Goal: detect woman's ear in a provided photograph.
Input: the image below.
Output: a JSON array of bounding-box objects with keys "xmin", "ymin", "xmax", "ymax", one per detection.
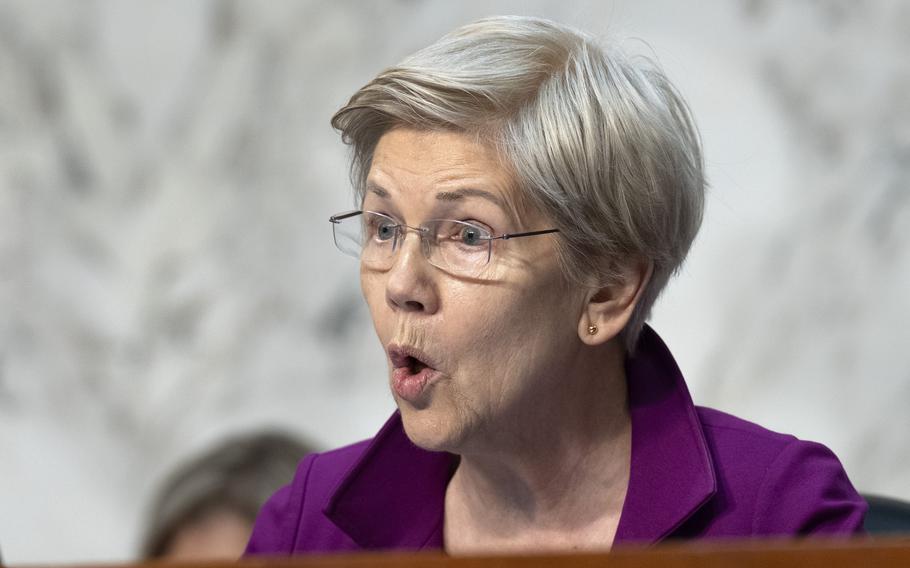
[{"xmin": 577, "ymin": 260, "xmax": 653, "ymax": 346}]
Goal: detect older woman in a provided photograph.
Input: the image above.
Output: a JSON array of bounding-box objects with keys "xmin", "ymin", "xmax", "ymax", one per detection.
[{"xmin": 246, "ymin": 16, "xmax": 865, "ymax": 555}]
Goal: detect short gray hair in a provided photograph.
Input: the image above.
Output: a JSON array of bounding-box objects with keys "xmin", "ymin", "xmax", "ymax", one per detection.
[{"xmin": 332, "ymin": 15, "xmax": 705, "ymax": 351}]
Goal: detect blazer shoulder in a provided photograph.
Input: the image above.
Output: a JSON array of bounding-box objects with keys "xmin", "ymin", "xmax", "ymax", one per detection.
[
  {"xmin": 697, "ymin": 406, "xmax": 796, "ymax": 448},
  {"xmin": 751, "ymin": 434, "xmax": 867, "ymax": 535},
  {"xmin": 693, "ymin": 406, "xmax": 866, "ymax": 537},
  {"xmin": 245, "ymin": 439, "xmax": 372, "ymax": 555}
]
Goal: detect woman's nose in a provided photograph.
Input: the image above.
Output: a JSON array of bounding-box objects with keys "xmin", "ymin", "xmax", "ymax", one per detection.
[{"xmin": 384, "ymin": 231, "xmax": 439, "ymax": 314}]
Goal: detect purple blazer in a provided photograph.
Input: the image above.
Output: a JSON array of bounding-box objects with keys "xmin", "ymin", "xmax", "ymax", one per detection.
[{"xmin": 246, "ymin": 327, "xmax": 866, "ymax": 554}]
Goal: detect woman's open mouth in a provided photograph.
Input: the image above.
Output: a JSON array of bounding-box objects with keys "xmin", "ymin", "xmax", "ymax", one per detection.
[{"xmin": 388, "ymin": 346, "xmax": 442, "ymax": 403}]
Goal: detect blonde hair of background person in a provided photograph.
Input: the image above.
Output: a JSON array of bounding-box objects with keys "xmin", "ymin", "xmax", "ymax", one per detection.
[
  {"xmin": 142, "ymin": 431, "xmax": 313, "ymax": 560},
  {"xmin": 245, "ymin": 15, "xmax": 865, "ymax": 556}
]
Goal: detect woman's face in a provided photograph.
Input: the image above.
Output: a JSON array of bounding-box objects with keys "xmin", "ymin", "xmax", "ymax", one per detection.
[{"xmin": 361, "ymin": 128, "xmax": 589, "ymax": 453}]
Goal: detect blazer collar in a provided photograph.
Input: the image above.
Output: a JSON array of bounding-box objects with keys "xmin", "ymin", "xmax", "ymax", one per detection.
[
  {"xmin": 323, "ymin": 412, "xmax": 453, "ymax": 550},
  {"xmin": 613, "ymin": 325, "xmax": 717, "ymax": 543},
  {"xmin": 324, "ymin": 325, "xmax": 715, "ymax": 549}
]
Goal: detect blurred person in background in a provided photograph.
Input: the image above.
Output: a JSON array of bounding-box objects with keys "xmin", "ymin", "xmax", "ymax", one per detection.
[
  {"xmin": 247, "ymin": 15, "xmax": 865, "ymax": 555},
  {"xmin": 141, "ymin": 431, "xmax": 314, "ymax": 560}
]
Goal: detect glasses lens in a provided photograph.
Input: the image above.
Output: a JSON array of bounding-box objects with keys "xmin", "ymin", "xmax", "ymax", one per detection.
[
  {"xmin": 332, "ymin": 213, "xmax": 496, "ymax": 276},
  {"xmin": 332, "ymin": 214, "xmax": 366, "ymax": 259},
  {"xmin": 332, "ymin": 211, "xmax": 400, "ymax": 269},
  {"xmin": 427, "ymin": 220, "xmax": 492, "ymax": 276}
]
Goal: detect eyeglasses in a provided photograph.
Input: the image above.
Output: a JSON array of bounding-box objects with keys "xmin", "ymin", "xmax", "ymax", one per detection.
[{"xmin": 329, "ymin": 210, "xmax": 560, "ymax": 277}]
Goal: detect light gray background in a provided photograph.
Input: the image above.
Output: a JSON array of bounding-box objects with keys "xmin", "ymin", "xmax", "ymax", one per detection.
[{"xmin": 1, "ymin": 0, "xmax": 908, "ymax": 563}]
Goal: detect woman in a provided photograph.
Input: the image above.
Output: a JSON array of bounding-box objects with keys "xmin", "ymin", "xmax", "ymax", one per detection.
[
  {"xmin": 142, "ymin": 431, "xmax": 313, "ymax": 560},
  {"xmin": 246, "ymin": 16, "xmax": 865, "ymax": 555}
]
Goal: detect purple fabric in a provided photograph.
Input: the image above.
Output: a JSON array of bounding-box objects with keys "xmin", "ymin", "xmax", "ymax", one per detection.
[{"xmin": 245, "ymin": 326, "xmax": 866, "ymax": 555}]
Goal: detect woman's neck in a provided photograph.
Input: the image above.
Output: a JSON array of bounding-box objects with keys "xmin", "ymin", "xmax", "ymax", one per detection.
[{"xmin": 443, "ymin": 341, "xmax": 632, "ymax": 554}]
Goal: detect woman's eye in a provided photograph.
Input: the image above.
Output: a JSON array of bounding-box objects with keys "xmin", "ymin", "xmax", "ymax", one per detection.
[
  {"xmin": 376, "ymin": 221, "xmax": 397, "ymax": 241},
  {"xmin": 459, "ymin": 224, "xmax": 487, "ymax": 246}
]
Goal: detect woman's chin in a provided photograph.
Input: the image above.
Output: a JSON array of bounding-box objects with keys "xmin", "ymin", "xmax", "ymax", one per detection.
[{"xmin": 397, "ymin": 406, "xmax": 467, "ymax": 453}]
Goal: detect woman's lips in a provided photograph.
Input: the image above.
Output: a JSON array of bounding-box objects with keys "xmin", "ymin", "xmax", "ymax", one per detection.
[
  {"xmin": 387, "ymin": 344, "xmax": 442, "ymax": 403},
  {"xmin": 391, "ymin": 365, "xmax": 441, "ymax": 402}
]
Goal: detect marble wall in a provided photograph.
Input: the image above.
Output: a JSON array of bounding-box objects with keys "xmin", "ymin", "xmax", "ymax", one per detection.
[{"xmin": 0, "ymin": 0, "xmax": 907, "ymax": 562}]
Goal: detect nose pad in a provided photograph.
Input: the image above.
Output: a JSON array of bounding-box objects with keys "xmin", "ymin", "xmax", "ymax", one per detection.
[
  {"xmin": 384, "ymin": 226, "xmax": 439, "ymax": 314},
  {"xmin": 392, "ymin": 225, "xmax": 432, "ymax": 263},
  {"xmin": 420, "ymin": 230, "xmax": 432, "ymax": 261},
  {"xmin": 391, "ymin": 225, "xmax": 404, "ymax": 254}
]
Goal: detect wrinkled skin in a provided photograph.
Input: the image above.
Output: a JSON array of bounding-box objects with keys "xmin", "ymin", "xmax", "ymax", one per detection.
[{"xmin": 361, "ymin": 128, "xmax": 594, "ymax": 455}]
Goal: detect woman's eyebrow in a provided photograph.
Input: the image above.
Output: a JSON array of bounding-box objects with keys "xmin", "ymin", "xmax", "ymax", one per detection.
[
  {"xmin": 436, "ymin": 188, "xmax": 505, "ymax": 209},
  {"xmin": 365, "ymin": 181, "xmax": 390, "ymax": 198}
]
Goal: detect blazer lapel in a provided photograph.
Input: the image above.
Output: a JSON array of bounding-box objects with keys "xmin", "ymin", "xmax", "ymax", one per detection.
[
  {"xmin": 324, "ymin": 412, "xmax": 453, "ymax": 550},
  {"xmin": 614, "ymin": 325, "xmax": 717, "ymax": 544}
]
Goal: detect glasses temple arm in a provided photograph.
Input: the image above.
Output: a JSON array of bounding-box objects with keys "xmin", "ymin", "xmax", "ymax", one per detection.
[
  {"xmin": 496, "ymin": 228, "xmax": 561, "ymax": 240},
  {"xmin": 329, "ymin": 210, "xmax": 363, "ymax": 223}
]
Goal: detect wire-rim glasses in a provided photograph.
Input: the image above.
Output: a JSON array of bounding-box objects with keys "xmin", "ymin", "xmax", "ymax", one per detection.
[{"xmin": 329, "ymin": 210, "xmax": 559, "ymax": 277}]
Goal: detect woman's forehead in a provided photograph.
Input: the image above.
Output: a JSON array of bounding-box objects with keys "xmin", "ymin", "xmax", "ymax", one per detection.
[
  {"xmin": 365, "ymin": 180, "xmax": 506, "ymax": 210},
  {"xmin": 370, "ymin": 130, "xmax": 509, "ymax": 184},
  {"xmin": 366, "ymin": 128, "xmax": 542, "ymax": 225}
]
